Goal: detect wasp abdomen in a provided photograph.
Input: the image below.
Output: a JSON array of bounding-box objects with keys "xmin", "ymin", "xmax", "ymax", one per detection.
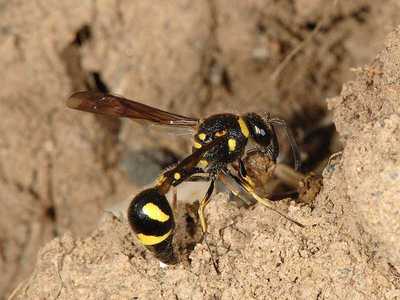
[{"xmin": 127, "ymin": 188, "xmax": 177, "ymax": 264}]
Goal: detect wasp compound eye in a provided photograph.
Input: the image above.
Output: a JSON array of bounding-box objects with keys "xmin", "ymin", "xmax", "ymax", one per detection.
[
  {"xmin": 127, "ymin": 188, "xmax": 177, "ymax": 264},
  {"xmin": 244, "ymin": 113, "xmax": 273, "ymax": 147}
]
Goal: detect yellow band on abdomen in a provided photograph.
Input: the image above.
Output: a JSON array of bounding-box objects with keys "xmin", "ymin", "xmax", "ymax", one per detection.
[
  {"xmin": 137, "ymin": 230, "xmax": 172, "ymax": 246},
  {"xmin": 142, "ymin": 202, "xmax": 170, "ymax": 222}
]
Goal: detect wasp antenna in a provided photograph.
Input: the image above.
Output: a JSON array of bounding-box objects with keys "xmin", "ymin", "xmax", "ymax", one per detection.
[{"xmin": 270, "ymin": 118, "xmax": 301, "ymax": 171}]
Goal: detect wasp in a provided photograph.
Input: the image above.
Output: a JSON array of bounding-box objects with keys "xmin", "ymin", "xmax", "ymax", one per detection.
[{"xmin": 67, "ymin": 91, "xmax": 304, "ymax": 265}]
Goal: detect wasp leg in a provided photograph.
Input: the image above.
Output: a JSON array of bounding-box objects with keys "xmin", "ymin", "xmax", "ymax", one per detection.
[
  {"xmin": 238, "ymin": 159, "xmax": 256, "ymax": 189},
  {"xmin": 238, "ymin": 152, "xmax": 299, "ymax": 201},
  {"xmin": 185, "ymin": 174, "xmax": 211, "ymax": 182},
  {"xmin": 198, "ymin": 180, "xmax": 215, "ymax": 234},
  {"xmin": 220, "ymin": 170, "xmax": 305, "ymax": 228},
  {"xmin": 238, "ymin": 156, "xmax": 300, "ymax": 202},
  {"xmin": 172, "ymin": 186, "xmax": 178, "ymax": 210},
  {"xmin": 238, "ymin": 152, "xmax": 300, "ymax": 203},
  {"xmin": 197, "ymin": 179, "xmax": 220, "ymax": 274}
]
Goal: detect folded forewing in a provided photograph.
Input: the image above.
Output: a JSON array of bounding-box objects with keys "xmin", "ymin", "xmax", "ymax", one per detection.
[{"xmin": 67, "ymin": 91, "xmax": 200, "ymax": 129}]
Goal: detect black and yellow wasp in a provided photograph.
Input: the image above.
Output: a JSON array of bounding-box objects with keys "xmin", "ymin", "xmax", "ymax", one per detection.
[{"xmin": 67, "ymin": 91, "xmax": 303, "ymax": 265}]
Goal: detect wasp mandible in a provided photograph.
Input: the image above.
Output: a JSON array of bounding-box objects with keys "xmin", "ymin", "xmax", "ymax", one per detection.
[{"xmin": 67, "ymin": 91, "xmax": 303, "ymax": 264}]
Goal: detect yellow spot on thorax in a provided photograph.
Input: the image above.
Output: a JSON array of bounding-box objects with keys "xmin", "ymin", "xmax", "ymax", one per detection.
[
  {"xmin": 137, "ymin": 230, "xmax": 172, "ymax": 246},
  {"xmin": 174, "ymin": 172, "xmax": 181, "ymax": 180},
  {"xmin": 142, "ymin": 203, "xmax": 170, "ymax": 222},
  {"xmin": 228, "ymin": 138, "xmax": 236, "ymax": 152},
  {"xmin": 198, "ymin": 133, "xmax": 206, "ymax": 141},
  {"xmin": 197, "ymin": 159, "xmax": 208, "ymax": 168},
  {"xmin": 238, "ymin": 117, "xmax": 250, "ymax": 138},
  {"xmin": 193, "ymin": 141, "xmax": 202, "ymax": 149}
]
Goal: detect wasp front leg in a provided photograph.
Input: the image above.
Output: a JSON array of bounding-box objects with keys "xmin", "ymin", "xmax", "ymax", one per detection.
[
  {"xmin": 238, "ymin": 158, "xmax": 256, "ymax": 190},
  {"xmin": 220, "ymin": 170, "xmax": 305, "ymax": 228},
  {"xmin": 127, "ymin": 187, "xmax": 177, "ymax": 264}
]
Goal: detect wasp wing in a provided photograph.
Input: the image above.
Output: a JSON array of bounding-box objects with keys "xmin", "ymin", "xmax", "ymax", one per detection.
[
  {"xmin": 67, "ymin": 91, "xmax": 200, "ymax": 129},
  {"xmin": 174, "ymin": 136, "xmax": 223, "ymax": 171}
]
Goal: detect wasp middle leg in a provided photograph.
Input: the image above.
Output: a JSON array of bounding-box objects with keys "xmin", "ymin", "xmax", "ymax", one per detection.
[
  {"xmin": 197, "ymin": 180, "xmax": 216, "ymax": 234},
  {"xmin": 220, "ymin": 170, "xmax": 305, "ymax": 228}
]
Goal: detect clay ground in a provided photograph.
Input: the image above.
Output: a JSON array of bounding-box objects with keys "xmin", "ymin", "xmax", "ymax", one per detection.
[{"xmin": 1, "ymin": 1, "xmax": 400, "ymax": 299}]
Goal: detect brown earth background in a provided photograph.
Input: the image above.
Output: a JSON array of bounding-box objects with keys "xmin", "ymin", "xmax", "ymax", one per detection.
[{"xmin": 1, "ymin": 1, "xmax": 400, "ymax": 299}]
